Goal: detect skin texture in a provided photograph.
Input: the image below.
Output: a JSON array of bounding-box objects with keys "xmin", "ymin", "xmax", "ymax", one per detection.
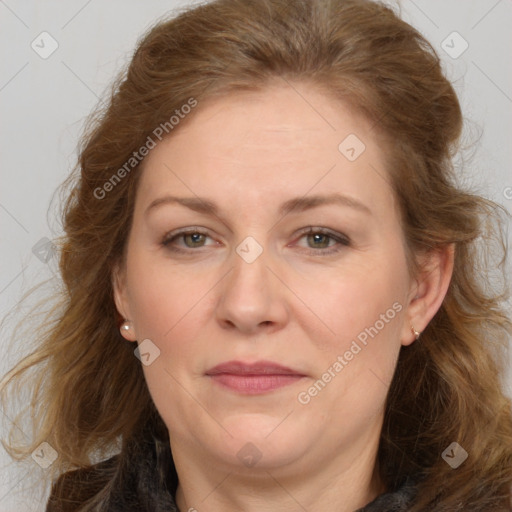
[{"xmin": 113, "ymin": 80, "xmax": 454, "ymax": 512}]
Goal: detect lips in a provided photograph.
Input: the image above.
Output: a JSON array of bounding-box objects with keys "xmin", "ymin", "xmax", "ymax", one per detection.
[
  {"xmin": 206, "ymin": 360, "xmax": 303, "ymax": 376},
  {"xmin": 206, "ymin": 360, "xmax": 306, "ymax": 394}
]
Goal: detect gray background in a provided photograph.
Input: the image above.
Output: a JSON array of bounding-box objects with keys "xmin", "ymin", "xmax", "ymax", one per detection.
[{"xmin": 1, "ymin": 0, "xmax": 511, "ymax": 510}]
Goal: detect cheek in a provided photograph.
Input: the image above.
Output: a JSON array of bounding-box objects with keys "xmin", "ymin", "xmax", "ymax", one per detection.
[
  {"xmin": 291, "ymin": 249, "xmax": 408, "ymax": 417},
  {"xmin": 125, "ymin": 257, "xmax": 217, "ymax": 392},
  {"xmin": 127, "ymin": 269, "xmax": 212, "ymax": 432},
  {"xmin": 295, "ymin": 270, "xmax": 406, "ymax": 429},
  {"xmin": 125, "ymin": 249, "xmax": 212, "ymax": 341},
  {"xmin": 292, "ymin": 255, "xmax": 408, "ymax": 351}
]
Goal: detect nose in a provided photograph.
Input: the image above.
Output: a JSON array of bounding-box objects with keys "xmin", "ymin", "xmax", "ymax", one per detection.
[{"xmin": 215, "ymin": 244, "xmax": 289, "ymax": 335}]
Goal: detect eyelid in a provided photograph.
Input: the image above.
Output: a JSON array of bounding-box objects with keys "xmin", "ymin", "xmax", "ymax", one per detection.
[
  {"xmin": 162, "ymin": 226, "xmax": 209, "ymax": 238},
  {"xmin": 295, "ymin": 226, "xmax": 350, "ymax": 241}
]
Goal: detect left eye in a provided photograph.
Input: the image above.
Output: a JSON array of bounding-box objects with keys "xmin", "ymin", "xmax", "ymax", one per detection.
[
  {"xmin": 180, "ymin": 232, "xmax": 208, "ymax": 248},
  {"xmin": 303, "ymin": 232, "xmax": 335, "ymax": 249},
  {"xmin": 294, "ymin": 228, "xmax": 350, "ymax": 254}
]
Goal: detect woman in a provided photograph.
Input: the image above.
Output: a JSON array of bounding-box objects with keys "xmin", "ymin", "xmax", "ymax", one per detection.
[{"xmin": 1, "ymin": 0, "xmax": 511, "ymax": 510}]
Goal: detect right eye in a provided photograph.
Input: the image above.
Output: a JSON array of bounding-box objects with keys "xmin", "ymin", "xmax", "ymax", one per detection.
[{"xmin": 161, "ymin": 228, "xmax": 218, "ymax": 253}]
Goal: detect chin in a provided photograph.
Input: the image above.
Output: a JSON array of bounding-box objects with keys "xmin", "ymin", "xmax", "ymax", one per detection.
[{"xmin": 212, "ymin": 413, "xmax": 313, "ymax": 470}]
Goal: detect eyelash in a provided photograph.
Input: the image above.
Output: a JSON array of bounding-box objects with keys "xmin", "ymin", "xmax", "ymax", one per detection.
[{"xmin": 161, "ymin": 227, "xmax": 351, "ymax": 256}]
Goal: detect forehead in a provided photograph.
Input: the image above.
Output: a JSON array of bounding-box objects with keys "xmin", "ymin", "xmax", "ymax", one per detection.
[{"xmin": 135, "ymin": 82, "xmax": 394, "ymax": 217}]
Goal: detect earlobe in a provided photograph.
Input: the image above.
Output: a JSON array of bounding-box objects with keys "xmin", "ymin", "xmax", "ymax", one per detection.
[
  {"xmin": 402, "ymin": 244, "xmax": 455, "ymax": 345},
  {"xmin": 119, "ymin": 320, "xmax": 137, "ymax": 342},
  {"xmin": 112, "ymin": 263, "xmax": 137, "ymax": 342}
]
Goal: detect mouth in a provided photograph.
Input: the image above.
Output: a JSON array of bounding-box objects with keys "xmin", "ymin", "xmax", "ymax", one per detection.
[{"xmin": 205, "ymin": 360, "xmax": 307, "ymax": 395}]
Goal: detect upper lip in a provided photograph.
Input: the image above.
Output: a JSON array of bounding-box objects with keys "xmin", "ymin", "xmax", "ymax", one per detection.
[{"xmin": 206, "ymin": 360, "xmax": 304, "ymax": 376}]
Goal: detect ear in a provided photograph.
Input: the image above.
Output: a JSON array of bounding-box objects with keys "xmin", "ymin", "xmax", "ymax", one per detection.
[
  {"xmin": 401, "ymin": 244, "xmax": 455, "ymax": 346},
  {"xmin": 112, "ymin": 261, "xmax": 137, "ymax": 342}
]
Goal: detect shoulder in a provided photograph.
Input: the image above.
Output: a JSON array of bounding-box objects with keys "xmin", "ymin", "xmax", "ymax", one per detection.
[{"xmin": 46, "ymin": 455, "xmax": 119, "ymax": 512}]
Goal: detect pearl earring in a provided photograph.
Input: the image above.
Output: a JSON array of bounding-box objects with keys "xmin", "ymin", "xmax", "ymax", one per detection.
[
  {"xmin": 411, "ymin": 326, "xmax": 421, "ymax": 340},
  {"xmin": 120, "ymin": 321, "xmax": 131, "ymax": 334}
]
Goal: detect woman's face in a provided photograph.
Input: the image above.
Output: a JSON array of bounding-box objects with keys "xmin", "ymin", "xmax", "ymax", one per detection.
[{"xmin": 114, "ymin": 81, "xmax": 418, "ymax": 477}]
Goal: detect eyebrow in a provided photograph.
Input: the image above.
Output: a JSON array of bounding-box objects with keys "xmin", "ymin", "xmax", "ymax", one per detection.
[{"xmin": 145, "ymin": 193, "xmax": 372, "ymax": 218}]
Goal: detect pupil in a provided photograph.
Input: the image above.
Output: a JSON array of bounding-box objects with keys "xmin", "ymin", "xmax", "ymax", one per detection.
[
  {"xmin": 186, "ymin": 233, "xmax": 204, "ymax": 246},
  {"xmin": 308, "ymin": 233, "xmax": 328, "ymax": 248}
]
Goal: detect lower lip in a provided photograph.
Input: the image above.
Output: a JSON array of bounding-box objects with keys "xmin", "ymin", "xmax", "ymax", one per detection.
[{"xmin": 208, "ymin": 374, "xmax": 305, "ymax": 394}]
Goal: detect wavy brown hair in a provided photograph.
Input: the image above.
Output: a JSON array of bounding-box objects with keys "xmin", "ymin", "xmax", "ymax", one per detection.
[{"xmin": 2, "ymin": 0, "xmax": 511, "ymax": 510}]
